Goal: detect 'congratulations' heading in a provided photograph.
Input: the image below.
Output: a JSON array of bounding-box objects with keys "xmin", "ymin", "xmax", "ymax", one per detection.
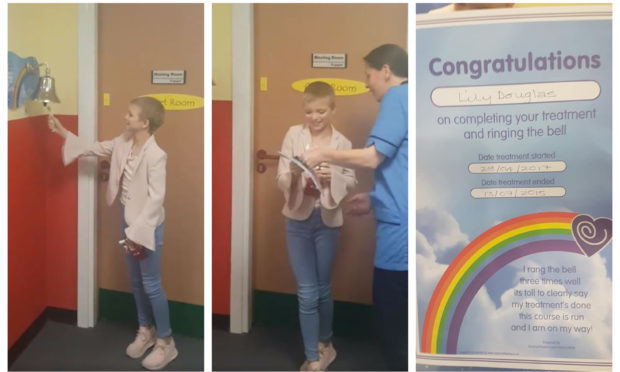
[{"xmin": 429, "ymin": 51, "xmax": 601, "ymax": 79}]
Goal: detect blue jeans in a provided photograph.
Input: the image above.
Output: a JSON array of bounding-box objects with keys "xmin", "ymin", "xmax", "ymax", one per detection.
[
  {"xmin": 120, "ymin": 208, "xmax": 172, "ymax": 338},
  {"xmin": 285, "ymin": 208, "xmax": 340, "ymax": 361}
]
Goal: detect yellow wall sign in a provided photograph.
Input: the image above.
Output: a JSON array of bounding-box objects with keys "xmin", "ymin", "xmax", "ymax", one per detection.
[
  {"xmin": 143, "ymin": 93, "xmax": 204, "ymax": 111},
  {"xmin": 291, "ymin": 78, "xmax": 369, "ymax": 96}
]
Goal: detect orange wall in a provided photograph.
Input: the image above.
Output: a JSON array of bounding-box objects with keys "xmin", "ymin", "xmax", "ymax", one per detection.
[
  {"xmin": 252, "ymin": 3, "xmax": 406, "ymax": 304},
  {"xmin": 97, "ymin": 3, "xmax": 204, "ymax": 305}
]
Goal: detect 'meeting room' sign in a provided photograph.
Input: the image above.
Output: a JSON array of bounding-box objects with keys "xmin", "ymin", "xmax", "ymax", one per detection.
[
  {"xmin": 151, "ymin": 70, "xmax": 186, "ymax": 84},
  {"xmin": 312, "ymin": 53, "xmax": 347, "ymax": 68}
]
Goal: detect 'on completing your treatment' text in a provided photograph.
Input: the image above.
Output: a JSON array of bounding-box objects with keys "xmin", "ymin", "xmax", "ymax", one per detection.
[{"xmin": 435, "ymin": 108, "xmax": 596, "ymax": 141}]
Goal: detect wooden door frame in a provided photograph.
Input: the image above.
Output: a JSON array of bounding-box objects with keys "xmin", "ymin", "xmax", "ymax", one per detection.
[
  {"xmin": 77, "ymin": 3, "xmax": 98, "ymax": 328},
  {"xmin": 229, "ymin": 3, "xmax": 254, "ymax": 334}
]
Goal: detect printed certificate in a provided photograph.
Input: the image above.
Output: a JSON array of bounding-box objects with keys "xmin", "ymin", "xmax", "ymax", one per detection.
[{"xmin": 416, "ymin": 5, "xmax": 612, "ymax": 370}]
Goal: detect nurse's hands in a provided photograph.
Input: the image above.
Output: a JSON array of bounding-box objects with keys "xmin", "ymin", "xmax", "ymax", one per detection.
[
  {"xmin": 345, "ymin": 193, "xmax": 372, "ymax": 216},
  {"xmin": 299, "ymin": 148, "xmax": 327, "ymax": 169}
]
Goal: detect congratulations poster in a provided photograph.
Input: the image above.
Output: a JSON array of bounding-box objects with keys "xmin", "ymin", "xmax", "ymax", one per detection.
[{"xmin": 416, "ymin": 6, "xmax": 612, "ymax": 370}]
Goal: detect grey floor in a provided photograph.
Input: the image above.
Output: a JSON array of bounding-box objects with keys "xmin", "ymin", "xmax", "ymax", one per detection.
[
  {"xmin": 212, "ymin": 325, "xmax": 388, "ymax": 371},
  {"xmin": 10, "ymin": 319, "xmax": 203, "ymax": 371},
  {"xmin": 212, "ymin": 326, "xmax": 538, "ymax": 371}
]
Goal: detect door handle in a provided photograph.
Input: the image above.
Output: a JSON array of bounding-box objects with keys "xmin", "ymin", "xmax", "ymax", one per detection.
[
  {"xmin": 256, "ymin": 149, "xmax": 280, "ymax": 173},
  {"xmin": 99, "ymin": 160, "xmax": 110, "ymax": 182}
]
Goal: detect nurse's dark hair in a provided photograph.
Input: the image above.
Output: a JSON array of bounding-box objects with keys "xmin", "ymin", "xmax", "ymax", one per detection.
[{"xmin": 364, "ymin": 44, "xmax": 408, "ymax": 78}]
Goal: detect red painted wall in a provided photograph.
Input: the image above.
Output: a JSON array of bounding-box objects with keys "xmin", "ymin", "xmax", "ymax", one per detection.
[
  {"xmin": 8, "ymin": 114, "xmax": 78, "ymax": 348},
  {"xmin": 45, "ymin": 116, "xmax": 78, "ymax": 309},
  {"xmin": 8, "ymin": 115, "xmax": 49, "ymax": 348},
  {"xmin": 212, "ymin": 101, "xmax": 232, "ymax": 315}
]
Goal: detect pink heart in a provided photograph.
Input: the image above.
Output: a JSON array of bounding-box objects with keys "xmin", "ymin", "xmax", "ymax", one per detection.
[{"xmin": 571, "ymin": 214, "xmax": 612, "ymax": 257}]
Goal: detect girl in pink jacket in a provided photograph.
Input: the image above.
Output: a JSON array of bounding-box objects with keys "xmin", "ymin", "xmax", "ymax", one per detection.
[
  {"xmin": 276, "ymin": 82, "xmax": 357, "ymax": 371},
  {"xmin": 48, "ymin": 97, "xmax": 177, "ymax": 370}
]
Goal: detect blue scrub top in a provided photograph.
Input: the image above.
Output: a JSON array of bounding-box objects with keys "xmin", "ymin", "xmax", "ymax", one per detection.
[{"xmin": 365, "ymin": 83, "xmax": 408, "ymax": 271}]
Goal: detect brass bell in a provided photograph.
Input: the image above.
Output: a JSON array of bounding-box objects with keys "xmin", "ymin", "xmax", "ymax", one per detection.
[{"xmin": 34, "ymin": 63, "xmax": 60, "ymax": 105}]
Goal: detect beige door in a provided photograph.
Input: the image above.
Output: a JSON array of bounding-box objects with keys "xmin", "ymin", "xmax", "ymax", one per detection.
[
  {"xmin": 253, "ymin": 4, "xmax": 407, "ymax": 304},
  {"xmin": 97, "ymin": 4, "xmax": 204, "ymax": 305}
]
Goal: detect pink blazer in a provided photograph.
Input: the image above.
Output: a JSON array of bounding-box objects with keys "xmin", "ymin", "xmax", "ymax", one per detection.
[
  {"xmin": 63, "ymin": 131, "xmax": 166, "ymax": 251},
  {"xmin": 277, "ymin": 124, "xmax": 357, "ymax": 227}
]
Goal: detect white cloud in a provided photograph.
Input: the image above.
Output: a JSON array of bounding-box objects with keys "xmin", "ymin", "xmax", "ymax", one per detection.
[
  {"xmin": 416, "ymin": 170, "xmax": 443, "ymax": 209},
  {"xmin": 417, "ymin": 207, "xmax": 612, "ymax": 360},
  {"xmin": 417, "ymin": 207, "xmax": 469, "ymax": 263}
]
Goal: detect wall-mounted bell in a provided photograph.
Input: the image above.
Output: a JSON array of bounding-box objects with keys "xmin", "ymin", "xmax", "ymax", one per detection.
[{"xmin": 34, "ymin": 63, "xmax": 60, "ymax": 105}]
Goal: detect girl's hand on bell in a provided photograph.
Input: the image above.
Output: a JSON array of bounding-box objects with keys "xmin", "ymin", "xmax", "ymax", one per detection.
[{"xmin": 48, "ymin": 115, "xmax": 68, "ymax": 138}]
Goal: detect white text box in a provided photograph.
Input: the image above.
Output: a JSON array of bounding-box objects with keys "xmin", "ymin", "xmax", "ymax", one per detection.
[
  {"xmin": 471, "ymin": 187, "xmax": 566, "ymax": 198},
  {"xmin": 469, "ymin": 161, "xmax": 566, "ymax": 174},
  {"xmin": 432, "ymin": 81, "xmax": 600, "ymax": 106}
]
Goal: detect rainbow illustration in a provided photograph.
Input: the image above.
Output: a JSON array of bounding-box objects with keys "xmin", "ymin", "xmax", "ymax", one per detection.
[
  {"xmin": 421, "ymin": 211, "xmax": 612, "ymax": 354},
  {"xmin": 11, "ymin": 64, "xmax": 34, "ymax": 109}
]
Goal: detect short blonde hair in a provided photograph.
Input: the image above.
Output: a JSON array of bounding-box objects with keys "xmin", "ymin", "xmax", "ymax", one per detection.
[
  {"xmin": 303, "ymin": 81, "xmax": 335, "ymax": 109},
  {"xmin": 131, "ymin": 97, "xmax": 165, "ymax": 134}
]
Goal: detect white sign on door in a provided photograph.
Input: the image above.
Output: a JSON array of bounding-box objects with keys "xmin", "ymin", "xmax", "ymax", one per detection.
[
  {"xmin": 151, "ymin": 70, "xmax": 186, "ymax": 84},
  {"xmin": 312, "ymin": 53, "xmax": 347, "ymax": 68}
]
